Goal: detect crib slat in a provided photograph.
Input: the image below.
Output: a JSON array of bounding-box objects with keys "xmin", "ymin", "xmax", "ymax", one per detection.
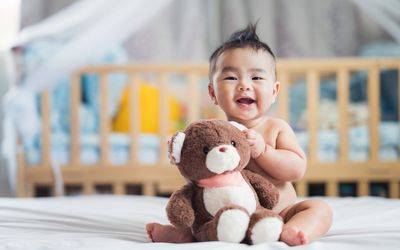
[
  {"xmin": 306, "ymin": 70, "xmax": 320, "ymax": 162},
  {"xmin": 70, "ymin": 72, "xmax": 81, "ymax": 166},
  {"xmin": 327, "ymin": 180, "xmax": 338, "ymax": 196},
  {"xmin": 337, "ymin": 69, "xmax": 349, "ymax": 162},
  {"xmin": 143, "ymin": 182, "xmax": 156, "ymax": 196},
  {"xmin": 296, "ymin": 181, "xmax": 307, "ymax": 197},
  {"xmin": 277, "ymin": 72, "xmax": 290, "ymax": 121},
  {"xmin": 368, "ymin": 67, "xmax": 380, "ymax": 162},
  {"xmin": 187, "ymin": 73, "xmax": 200, "ymax": 123},
  {"xmin": 159, "ymin": 73, "xmax": 169, "ymax": 166},
  {"xmin": 41, "ymin": 91, "xmax": 51, "ymax": 169},
  {"xmin": 358, "ymin": 180, "xmax": 369, "ymax": 196},
  {"xmin": 113, "ymin": 182, "xmax": 124, "ymax": 195},
  {"xmin": 99, "ymin": 73, "xmax": 110, "ymax": 167},
  {"xmin": 83, "ymin": 182, "xmax": 94, "ymax": 195},
  {"xmin": 17, "ymin": 138, "xmax": 27, "ymax": 197},
  {"xmin": 129, "ymin": 74, "xmax": 140, "ymax": 167},
  {"xmin": 389, "ymin": 180, "xmax": 399, "ymax": 198}
]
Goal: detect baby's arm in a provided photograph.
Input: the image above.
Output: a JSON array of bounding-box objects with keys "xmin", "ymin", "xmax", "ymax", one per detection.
[{"xmin": 247, "ymin": 120, "xmax": 306, "ymax": 181}]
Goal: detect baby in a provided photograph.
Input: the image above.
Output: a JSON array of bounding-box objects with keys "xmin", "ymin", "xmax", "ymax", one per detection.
[{"xmin": 147, "ymin": 23, "xmax": 332, "ymax": 246}]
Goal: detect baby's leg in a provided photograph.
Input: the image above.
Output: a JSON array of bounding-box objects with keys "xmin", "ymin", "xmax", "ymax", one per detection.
[
  {"xmin": 146, "ymin": 223, "xmax": 194, "ymax": 243},
  {"xmin": 279, "ymin": 199, "xmax": 332, "ymax": 246}
]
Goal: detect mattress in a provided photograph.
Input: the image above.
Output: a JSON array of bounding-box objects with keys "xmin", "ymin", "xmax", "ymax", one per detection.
[
  {"xmin": 0, "ymin": 195, "xmax": 399, "ymax": 250},
  {"xmin": 24, "ymin": 121, "xmax": 400, "ymax": 165}
]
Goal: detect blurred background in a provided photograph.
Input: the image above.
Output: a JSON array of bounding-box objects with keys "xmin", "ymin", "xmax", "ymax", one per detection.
[
  {"xmin": 14, "ymin": 0, "xmax": 399, "ymax": 59},
  {"xmin": 0, "ymin": 0, "xmax": 399, "ymax": 197}
]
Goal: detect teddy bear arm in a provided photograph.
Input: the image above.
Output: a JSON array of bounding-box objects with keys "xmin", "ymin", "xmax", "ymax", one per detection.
[
  {"xmin": 242, "ymin": 170, "xmax": 279, "ymax": 209},
  {"xmin": 166, "ymin": 184, "xmax": 195, "ymax": 229}
]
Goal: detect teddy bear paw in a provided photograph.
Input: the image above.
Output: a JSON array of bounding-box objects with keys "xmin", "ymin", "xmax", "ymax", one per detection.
[
  {"xmin": 250, "ymin": 216, "xmax": 283, "ymax": 244},
  {"xmin": 217, "ymin": 209, "xmax": 249, "ymax": 243}
]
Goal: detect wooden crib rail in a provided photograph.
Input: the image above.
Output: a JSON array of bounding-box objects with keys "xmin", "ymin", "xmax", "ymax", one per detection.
[
  {"xmin": 17, "ymin": 58, "xmax": 400, "ymax": 198},
  {"xmin": 276, "ymin": 58, "xmax": 400, "ymax": 197}
]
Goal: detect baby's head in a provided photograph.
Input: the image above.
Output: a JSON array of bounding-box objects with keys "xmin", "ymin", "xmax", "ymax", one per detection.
[{"xmin": 208, "ymin": 23, "xmax": 280, "ymax": 124}]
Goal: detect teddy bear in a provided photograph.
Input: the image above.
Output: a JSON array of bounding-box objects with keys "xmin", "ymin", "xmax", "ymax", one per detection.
[{"xmin": 166, "ymin": 119, "xmax": 283, "ymax": 244}]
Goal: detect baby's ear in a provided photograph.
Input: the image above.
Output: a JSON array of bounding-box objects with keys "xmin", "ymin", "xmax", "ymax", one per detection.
[
  {"xmin": 168, "ymin": 132, "xmax": 186, "ymax": 164},
  {"xmin": 208, "ymin": 83, "xmax": 218, "ymax": 105},
  {"xmin": 272, "ymin": 81, "xmax": 280, "ymax": 103},
  {"xmin": 229, "ymin": 121, "xmax": 247, "ymax": 131}
]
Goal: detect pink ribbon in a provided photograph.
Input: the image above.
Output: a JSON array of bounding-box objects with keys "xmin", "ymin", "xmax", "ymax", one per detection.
[{"xmin": 197, "ymin": 171, "xmax": 245, "ymax": 188}]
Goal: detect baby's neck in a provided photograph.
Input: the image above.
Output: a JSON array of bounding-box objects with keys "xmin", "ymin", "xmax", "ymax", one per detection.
[{"xmin": 227, "ymin": 116, "xmax": 267, "ymax": 130}]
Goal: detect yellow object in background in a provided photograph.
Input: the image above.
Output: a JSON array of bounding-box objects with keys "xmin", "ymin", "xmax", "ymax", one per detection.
[{"xmin": 112, "ymin": 83, "xmax": 181, "ymax": 133}]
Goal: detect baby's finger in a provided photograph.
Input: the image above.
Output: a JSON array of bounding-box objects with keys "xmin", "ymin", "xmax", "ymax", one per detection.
[
  {"xmin": 247, "ymin": 139, "xmax": 256, "ymax": 146},
  {"xmin": 245, "ymin": 132, "xmax": 256, "ymax": 140}
]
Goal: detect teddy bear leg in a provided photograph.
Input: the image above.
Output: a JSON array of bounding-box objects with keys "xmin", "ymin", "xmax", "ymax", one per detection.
[
  {"xmin": 247, "ymin": 209, "xmax": 283, "ymax": 244},
  {"xmin": 194, "ymin": 205, "xmax": 250, "ymax": 243},
  {"xmin": 215, "ymin": 205, "xmax": 250, "ymax": 243}
]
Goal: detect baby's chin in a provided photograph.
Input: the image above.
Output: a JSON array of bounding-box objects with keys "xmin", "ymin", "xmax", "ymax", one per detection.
[{"xmin": 228, "ymin": 112, "xmax": 262, "ymax": 124}]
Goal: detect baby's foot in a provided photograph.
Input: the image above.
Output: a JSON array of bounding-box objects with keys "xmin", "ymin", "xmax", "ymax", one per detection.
[
  {"xmin": 146, "ymin": 223, "xmax": 194, "ymax": 243},
  {"xmin": 279, "ymin": 226, "xmax": 308, "ymax": 246}
]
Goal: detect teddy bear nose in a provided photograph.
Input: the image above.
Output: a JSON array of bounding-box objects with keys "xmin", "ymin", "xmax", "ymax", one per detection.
[{"xmin": 219, "ymin": 147, "xmax": 228, "ymax": 152}]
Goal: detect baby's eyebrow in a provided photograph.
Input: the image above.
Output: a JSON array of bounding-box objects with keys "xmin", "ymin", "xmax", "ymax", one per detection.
[
  {"xmin": 220, "ymin": 66, "xmax": 267, "ymax": 74},
  {"xmin": 250, "ymin": 68, "xmax": 267, "ymax": 73},
  {"xmin": 221, "ymin": 66, "xmax": 238, "ymax": 73}
]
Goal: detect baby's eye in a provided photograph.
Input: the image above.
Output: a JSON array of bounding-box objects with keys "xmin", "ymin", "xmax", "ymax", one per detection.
[
  {"xmin": 224, "ymin": 76, "xmax": 237, "ymax": 80},
  {"xmin": 252, "ymin": 76, "xmax": 264, "ymax": 80}
]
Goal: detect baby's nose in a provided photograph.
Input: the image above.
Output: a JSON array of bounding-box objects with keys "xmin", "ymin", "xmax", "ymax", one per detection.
[{"xmin": 219, "ymin": 147, "xmax": 228, "ymax": 152}]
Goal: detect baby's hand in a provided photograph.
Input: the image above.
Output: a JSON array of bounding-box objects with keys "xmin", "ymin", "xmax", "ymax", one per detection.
[{"xmin": 243, "ymin": 129, "xmax": 266, "ymax": 159}]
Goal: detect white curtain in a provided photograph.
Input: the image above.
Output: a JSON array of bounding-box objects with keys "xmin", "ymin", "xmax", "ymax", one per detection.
[
  {"xmin": 2, "ymin": 0, "xmax": 175, "ymax": 195},
  {"xmin": 210, "ymin": 0, "xmax": 398, "ymax": 57},
  {"xmin": 351, "ymin": 0, "xmax": 400, "ymax": 43}
]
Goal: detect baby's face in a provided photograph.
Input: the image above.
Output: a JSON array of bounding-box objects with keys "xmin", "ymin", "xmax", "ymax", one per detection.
[{"xmin": 209, "ymin": 47, "xmax": 279, "ymax": 123}]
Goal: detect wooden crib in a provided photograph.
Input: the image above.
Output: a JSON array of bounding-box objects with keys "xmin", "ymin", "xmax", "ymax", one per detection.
[{"xmin": 16, "ymin": 58, "xmax": 400, "ymax": 198}]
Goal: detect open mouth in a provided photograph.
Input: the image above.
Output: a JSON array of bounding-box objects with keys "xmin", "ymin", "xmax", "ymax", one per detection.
[{"xmin": 236, "ymin": 97, "xmax": 256, "ymax": 105}]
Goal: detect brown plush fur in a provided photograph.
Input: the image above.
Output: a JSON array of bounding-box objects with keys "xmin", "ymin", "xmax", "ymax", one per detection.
[{"xmin": 166, "ymin": 120, "xmax": 282, "ymax": 243}]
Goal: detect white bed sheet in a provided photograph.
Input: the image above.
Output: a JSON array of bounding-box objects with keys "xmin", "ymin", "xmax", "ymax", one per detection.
[{"xmin": 0, "ymin": 195, "xmax": 399, "ymax": 250}]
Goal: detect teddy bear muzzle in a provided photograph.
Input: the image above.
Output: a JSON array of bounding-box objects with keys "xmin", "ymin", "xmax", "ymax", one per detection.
[{"xmin": 205, "ymin": 144, "xmax": 241, "ymax": 174}]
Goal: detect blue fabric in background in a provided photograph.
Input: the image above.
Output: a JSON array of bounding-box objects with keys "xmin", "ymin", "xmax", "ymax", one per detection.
[
  {"xmin": 356, "ymin": 41, "xmax": 400, "ymax": 121},
  {"xmin": 21, "ymin": 42, "xmax": 130, "ymax": 164},
  {"xmin": 48, "ymin": 46, "xmax": 128, "ymax": 134},
  {"xmin": 380, "ymin": 70, "xmax": 398, "ymax": 121}
]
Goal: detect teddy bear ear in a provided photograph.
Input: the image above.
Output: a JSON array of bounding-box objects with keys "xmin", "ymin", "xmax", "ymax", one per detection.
[
  {"xmin": 169, "ymin": 132, "xmax": 186, "ymax": 164},
  {"xmin": 229, "ymin": 121, "xmax": 247, "ymax": 131}
]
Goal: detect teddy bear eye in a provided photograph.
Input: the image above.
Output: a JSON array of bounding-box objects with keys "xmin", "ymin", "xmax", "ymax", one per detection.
[
  {"xmin": 203, "ymin": 146, "xmax": 210, "ymax": 155},
  {"xmin": 231, "ymin": 141, "xmax": 236, "ymax": 147}
]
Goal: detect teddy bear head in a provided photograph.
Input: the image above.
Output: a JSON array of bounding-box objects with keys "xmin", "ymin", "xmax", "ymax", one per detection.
[{"xmin": 168, "ymin": 120, "xmax": 250, "ymax": 182}]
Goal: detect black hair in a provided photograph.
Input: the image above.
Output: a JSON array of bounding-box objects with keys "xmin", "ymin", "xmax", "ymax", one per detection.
[{"xmin": 209, "ymin": 23, "xmax": 276, "ymax": 81}]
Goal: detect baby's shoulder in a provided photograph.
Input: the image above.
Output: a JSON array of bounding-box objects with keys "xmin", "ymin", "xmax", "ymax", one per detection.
[{"xmin": 264, "ymin": 117, "xmax": 292, "ymax": 131}]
